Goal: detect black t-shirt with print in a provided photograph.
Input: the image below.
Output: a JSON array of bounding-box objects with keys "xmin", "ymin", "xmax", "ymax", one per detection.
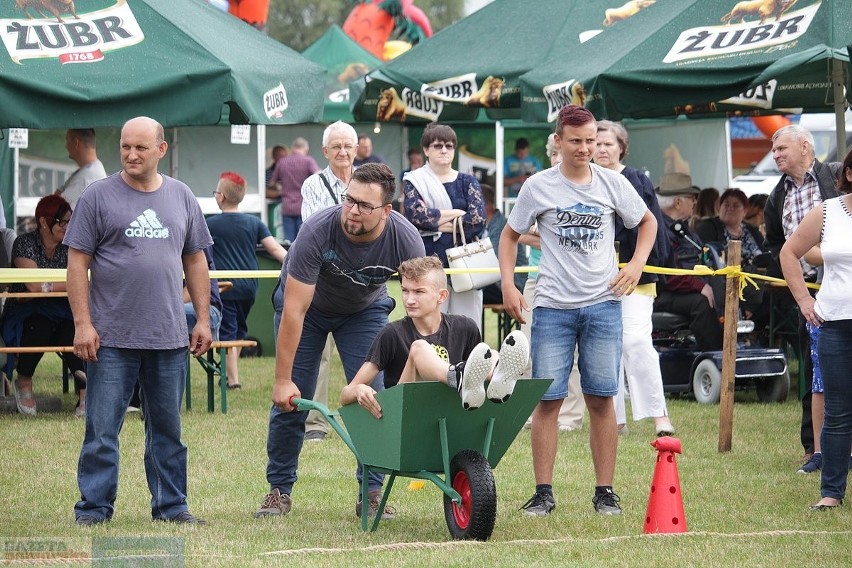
[{"xmin": 366, "ymin": 313, "xmax": 481, "ymax": 387}]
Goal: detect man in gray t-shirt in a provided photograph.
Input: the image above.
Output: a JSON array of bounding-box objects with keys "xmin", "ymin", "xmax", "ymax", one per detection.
[
  {"xmin": 64, "ymin": 117, "xmax": 212, "ymax": 527},
  {"xmin": 256, "ymin": 163, "xmax": 425, "ymax": 520},
  {"xmin": 498, "ymin": 105, "xmax": 657, "ymax": 518}
]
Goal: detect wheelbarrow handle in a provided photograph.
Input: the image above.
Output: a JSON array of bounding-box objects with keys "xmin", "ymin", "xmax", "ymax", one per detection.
[
  {"xmin": 289, "ymin": 396, "xmax": 330, "ymax": 415},
  {"xmin": 289, "ymin": 396, "xmax": 362, "ymax": 461}
]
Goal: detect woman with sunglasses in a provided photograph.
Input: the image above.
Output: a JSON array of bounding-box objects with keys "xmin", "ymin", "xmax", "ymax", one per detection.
[
  {"xmin": 2, "ymin": 194, "xmax": 87, "ymax": 416},
  {"xmin": 402, "ymin": 123, "xmax": 487, "ymax": 328}
]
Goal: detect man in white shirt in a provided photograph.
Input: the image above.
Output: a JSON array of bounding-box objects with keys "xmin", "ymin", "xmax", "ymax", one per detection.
[{"xmin": 55, "ymin": 128, "xmax": 108, "ymax": 207}]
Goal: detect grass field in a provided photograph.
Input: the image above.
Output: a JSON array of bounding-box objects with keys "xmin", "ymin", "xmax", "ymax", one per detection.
[{"xmin": 1, "ymin": 286, "xmax": 850, "ymax": 567}]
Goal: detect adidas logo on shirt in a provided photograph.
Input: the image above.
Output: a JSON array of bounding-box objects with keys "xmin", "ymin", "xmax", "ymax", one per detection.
[{"xmin": 125, "ymin": 209, "xmax": 170, "ymax": 239}]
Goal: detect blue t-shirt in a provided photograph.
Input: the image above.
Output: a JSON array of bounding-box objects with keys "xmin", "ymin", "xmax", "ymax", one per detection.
[
  {"xmin": 63, "ymin": 172, "xmax": 212, "ymax": 349},
  {"xmin": 206, "ymin": 212, "xmax": 273, "ymax": 300},
  {"xmin": 505, "ymin": 154, "xmax": 543, "ymax": 196},
  {"xmin": 280, "ymin": 206, "xmax": 425, "ymax": 315}
]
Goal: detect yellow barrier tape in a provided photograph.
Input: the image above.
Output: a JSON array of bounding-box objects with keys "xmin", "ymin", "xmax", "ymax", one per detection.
[{"xmin": 0, "ymin": 265, "xmax": 819, "ymax": 293}]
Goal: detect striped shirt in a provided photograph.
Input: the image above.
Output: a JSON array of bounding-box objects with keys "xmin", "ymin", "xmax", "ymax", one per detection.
[{"xmin": 300, "ymin": 165, "xmax": 351, "ymax": 220}]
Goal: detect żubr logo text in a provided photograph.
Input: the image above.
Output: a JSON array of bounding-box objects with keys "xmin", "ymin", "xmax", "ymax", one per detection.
[
  {"xmin": 421, "ymin": 73, "xmax": 478, "ymax": 103},
  {"xmin": 664, "ymin": 1, "xmax": 820, "ymax": 64},
  {"xmin": 1, "ymin": 0, "xmax": 144, "ymax": 64},
  {"xmin": 264, "ymin": 83, "xmax": 289, "ymax": 119},
  {"xmin": 399, "ymin": 87, "xmax": 443, "ymax": 121},
  {"xmin": 542, "ymin": 79, "xmax": 586, "ymax": 123}
]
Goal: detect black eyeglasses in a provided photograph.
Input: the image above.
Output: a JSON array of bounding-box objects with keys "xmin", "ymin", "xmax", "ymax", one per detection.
[
  {"xmin": 54, "ymin": 217, "xmax": 71, "ymax": 227},
  {"xmin": 429, "ymin": 142, "xmax": 455, "ymax": 151},
  {"xmin": 340, "ymin": 193, "xmax": 384, "ymax": 215}
]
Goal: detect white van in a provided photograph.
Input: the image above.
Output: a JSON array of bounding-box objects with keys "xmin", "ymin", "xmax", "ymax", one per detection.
[{"xmin": 731, "ymin": 112, "xmax": 852, "ymax": 198}]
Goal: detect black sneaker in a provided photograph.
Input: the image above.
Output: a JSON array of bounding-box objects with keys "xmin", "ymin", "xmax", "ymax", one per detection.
[
  {"xmin": 156, "ymin": 511, "xmax": 206, "ymax": 525},
  {"xmin": 592, "ymin": 489, "xmax": 622, "ymax": 516},
  {"xmin": 304, "ymin": 430, "xmax": 327, "ymax": 442},
  {"xmin": 520, "ymin": 491, "xmax": 556, "ymax": 516},
  {"xmin": 75, "ymin": 515, "xmax": 105, "ymax": 527}
]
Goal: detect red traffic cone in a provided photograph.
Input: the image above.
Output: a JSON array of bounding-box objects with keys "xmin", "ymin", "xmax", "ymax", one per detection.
[{"xmin": 644, "ymin": 436, "xmax": 687, "ymax": 534}]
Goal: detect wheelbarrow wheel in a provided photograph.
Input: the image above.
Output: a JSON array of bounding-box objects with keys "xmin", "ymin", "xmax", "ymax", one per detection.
[{"xmin": 443, "ymin": 449, "xmax": 496, "ymax": 541}]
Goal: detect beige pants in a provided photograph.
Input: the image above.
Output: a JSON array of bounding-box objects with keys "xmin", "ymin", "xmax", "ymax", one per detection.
[{"xmin": 305, "ymin": 336, "xmax": 335, "ymax": 434}]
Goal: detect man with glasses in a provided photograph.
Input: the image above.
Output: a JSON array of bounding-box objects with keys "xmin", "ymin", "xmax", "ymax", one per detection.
[
  {"xmin": 298, "ymin": 121, "xmax": 359, "ymax": 442},
  {"xmin": 256, "ymin": 163, "xmax": 425, "ymax": 520},
  {"xmin": 654, "ymin": 172, "xmax": 722, "ymax": 351},
  {"xmin": 301, "ymin": 121, "xmax": 359, "ymax": 222}
]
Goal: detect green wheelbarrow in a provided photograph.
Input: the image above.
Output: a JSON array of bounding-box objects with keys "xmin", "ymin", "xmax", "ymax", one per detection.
[{"xmin": 291, "ymin": 378, "xmax": 551, "ymax": 540}]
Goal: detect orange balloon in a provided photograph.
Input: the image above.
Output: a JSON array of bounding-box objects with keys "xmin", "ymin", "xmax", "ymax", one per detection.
[{"xmin": 752, "ymin": 115, "xmax": 792, "ymax": 138}]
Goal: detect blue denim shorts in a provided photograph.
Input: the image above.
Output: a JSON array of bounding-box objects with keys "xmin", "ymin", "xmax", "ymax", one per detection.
[{"xmin": 531, "ymin": 300, "xmax": 622, "ymax": 399}]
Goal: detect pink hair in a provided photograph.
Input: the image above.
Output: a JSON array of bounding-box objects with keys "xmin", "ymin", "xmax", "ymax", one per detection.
[{"xmin": 219, "ymin": 171, "xmax": 245, "ymax": 186}]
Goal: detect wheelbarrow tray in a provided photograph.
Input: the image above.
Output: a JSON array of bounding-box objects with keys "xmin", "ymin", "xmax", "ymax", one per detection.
[{"xmin": 337, "ymin": 378, "xmax": 551, "ymax": 472}]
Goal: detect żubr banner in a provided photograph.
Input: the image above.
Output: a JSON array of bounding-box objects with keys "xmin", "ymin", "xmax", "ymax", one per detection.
[{"xmin": 1, "ymin": 0, "xmax": 143, "ymax": 64}]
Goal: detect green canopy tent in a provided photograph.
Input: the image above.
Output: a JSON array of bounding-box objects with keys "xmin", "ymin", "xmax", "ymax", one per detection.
[
  {"xmin": 0, "ymin": 0, "xmax": 326, "ymax": 128},
  {"xmin": 520, "ymin": 0, "xmax": 850, "ymax": 154},
  {"xmin": 0, "ymin": 0, "xmax": 327, "ymax": 227},
  {"xmin": 348, "ymin": 0, "xmax": 620, "ymax": 209},
  {"xmin": 302, "ymin": 25, "xmax": 383, "ymax": 122},
  {"xmin": 349, "ymin": 0, "xmax": 615, "ymax": 125}
]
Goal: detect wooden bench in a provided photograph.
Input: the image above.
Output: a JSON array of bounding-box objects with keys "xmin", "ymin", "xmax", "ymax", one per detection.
[
  {"xmin": 0, "ymin": 345, "xmax": 76, "ymax": 394},
  {"xmin": 0, "ymin": 340, "xmax": 256, "ymax": 415},
  {"xmin": 186, "ymin": 339, "xmax": 257, "ymax": 414}
]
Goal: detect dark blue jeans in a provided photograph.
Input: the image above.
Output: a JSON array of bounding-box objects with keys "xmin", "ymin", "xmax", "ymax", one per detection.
[
  {"xmin": 817, "ymin": 319, "xmax": 852, "ymax": 500},
  {"xmin": 75, "ymin": 347, "xmax": 189, "ymax": 521},
  {"xmin": 268, "ymin": 295, "xmax": 394, "ymax": 496}
]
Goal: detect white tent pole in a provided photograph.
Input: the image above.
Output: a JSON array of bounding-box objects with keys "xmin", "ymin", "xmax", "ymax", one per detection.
[
  {"xmin": 257, "ymin": 124, "xmax": 268, "ymax": 227},
  {"xmin": 831, "ymin": 59, "xmax": 847, "ymax": 160},
  {"xmin": 13, "ymin": 146, "xmax": 19, "ymax": 230},
  {"xmin": 495, "ymin": 120, "xmax": 504, "ymax": 213}
]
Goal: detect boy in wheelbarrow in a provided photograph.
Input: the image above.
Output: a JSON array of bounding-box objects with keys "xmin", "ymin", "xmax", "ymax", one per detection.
[{"xmin": 341, "ymin": 255, "xmax": 530, "ymax": 420}]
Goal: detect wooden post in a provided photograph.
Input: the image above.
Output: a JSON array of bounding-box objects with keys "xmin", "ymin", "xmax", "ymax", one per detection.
[{"xmin": 719, "ymin": 240, "xmax": 741, "ymax": 453}]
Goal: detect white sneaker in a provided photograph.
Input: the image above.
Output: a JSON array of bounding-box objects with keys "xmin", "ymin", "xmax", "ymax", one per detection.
[
  {"xmin": 458, "ymin": 343, "xmax": 495, "ymax": 410},
  {"xmin": 486, "ymin": 331, "xmax": 530, "ymax": 403}
]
